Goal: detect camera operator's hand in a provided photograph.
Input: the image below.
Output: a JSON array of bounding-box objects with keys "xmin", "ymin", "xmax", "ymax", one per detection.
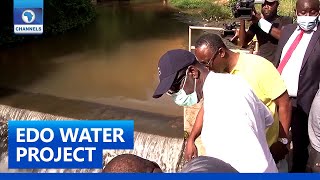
[
  {"xmin": 234, "ymin": 29, "xmax": 240, "ymax": 38},
  {"xmin": 251, "ymin": 8, "xmax": 264, "ymax": 24},
  {"xmin": 230, "ymin": 29, "xmax": 240, "ymax": 45}
]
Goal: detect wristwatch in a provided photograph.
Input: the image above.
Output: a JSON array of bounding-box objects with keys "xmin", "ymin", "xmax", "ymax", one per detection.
[{"xmin": 278, "ymin": 138, "xmax": 289, "ymax": 145}]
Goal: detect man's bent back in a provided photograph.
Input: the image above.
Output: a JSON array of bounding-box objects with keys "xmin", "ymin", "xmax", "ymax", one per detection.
[{"xmin": 201, "ymin": 72, "xmax": 278, "ymax": 173}]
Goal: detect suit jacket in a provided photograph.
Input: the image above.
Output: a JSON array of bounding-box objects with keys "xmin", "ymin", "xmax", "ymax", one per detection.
[{"xmin": 273, "ymin": 23, "xmax": 320, "ymax": 115}]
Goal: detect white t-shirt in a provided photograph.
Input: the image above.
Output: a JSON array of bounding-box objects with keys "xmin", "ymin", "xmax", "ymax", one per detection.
[{"xmin": 201, "ymin": 72, "xmax": 278, "ymax": 173}]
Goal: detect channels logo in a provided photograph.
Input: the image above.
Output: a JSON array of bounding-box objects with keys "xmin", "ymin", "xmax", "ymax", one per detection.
[
  {"xmin": 21, "ymin": 9, "xmax": 36, "ymax": 24},
  {"xmin": 14, "ymin": 0, "xmax": 43, "ymax": 35}
]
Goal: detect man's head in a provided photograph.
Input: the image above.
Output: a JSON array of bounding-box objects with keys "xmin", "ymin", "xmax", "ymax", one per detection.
[
  {"xmin": 194, "ymin": 33, "xmax": 230, "ymax": 73},
  {"xmin": 153, "ymin": 49, "xmax": 208, "ymax": 106},
  {"xmin": 295, "ymin": 0, "xmax": 319, "ymax": 31},
  {"xmin": 261, "ymin": 0, "xmax": 279, "ymax": 19},
  {"xmin": 296, "ymin": 0, "xmax": 319, "ymax": 15},
  {"xmin": 180, "ymin": 156, "xmax": 238, "ymax": 173},
  {"xmin": 103, "ymin": 154, "xmax": 163, "ymax": 173}
]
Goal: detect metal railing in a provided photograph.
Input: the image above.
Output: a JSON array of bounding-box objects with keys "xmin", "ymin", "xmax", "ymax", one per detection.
[{"xmin": 188, "ymin": 25, "xmax": 258, "ymax": 54}]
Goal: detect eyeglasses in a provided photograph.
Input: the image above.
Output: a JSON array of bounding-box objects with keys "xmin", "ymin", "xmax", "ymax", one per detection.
[{"xmin": 198, "ymin": 51, "xmax": 218, "ymax": 67}]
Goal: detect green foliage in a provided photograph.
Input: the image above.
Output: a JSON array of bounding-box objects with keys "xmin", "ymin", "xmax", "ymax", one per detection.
[
  {"xmin": 0, "ymin": 0, "xmax": 96, "ymax": 47},
  {"xmin": 170, "ymin": 0, "xmax": 212, "ymax": 9},
  {"xmin": 169, "ymin": 0, "xmax": 296, "ymax": 21},
  {"xmin": 201, "ymin": 3, "xmax": 232, "ymax": 20},
  {"xmin": 44, "ymin": 0, "xmax": 96, "ymax": 35},
  {"xmin": 169, "ymin": 0, "xmax": 233, "ymax": 20},
  {"xmin": 278, "ymin": 0, "xmax": 296, "ymax": 18}
]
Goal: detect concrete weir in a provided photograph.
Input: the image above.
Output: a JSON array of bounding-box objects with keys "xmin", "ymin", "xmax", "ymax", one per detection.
[{"xmin": 0, "ymin": 104, "xmax": 187, "ymax": 173}]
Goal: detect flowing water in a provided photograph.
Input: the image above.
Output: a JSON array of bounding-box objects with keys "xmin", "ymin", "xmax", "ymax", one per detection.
[
  {"xmin": 0, "ymin": 0, "xmax": 189, "ymax": 118},
  {"xmin": 0, "ymin": 105, "xmax": 187, "ymax": 173},
  {"xmin": 0, "ymin": 0, "xmax": 193, "ymax": 172}
]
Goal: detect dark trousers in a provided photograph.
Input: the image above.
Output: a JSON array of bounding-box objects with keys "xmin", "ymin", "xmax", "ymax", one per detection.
[{"xmin": 290, "ymin": 105, "xmax": 310, "ymax": 172}]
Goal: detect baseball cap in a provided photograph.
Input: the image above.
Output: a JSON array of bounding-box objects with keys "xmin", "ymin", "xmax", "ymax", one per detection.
[
  {"xmin": 152, "ymin": 49, "xmax": 197, "ymax": 98},
  {"xmin": 180, "ymin": 156, "xmax": 238, "ymax": 173}
]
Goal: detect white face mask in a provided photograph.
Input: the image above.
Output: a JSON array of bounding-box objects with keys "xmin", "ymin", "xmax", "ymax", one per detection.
[
  {"xmin": 169, "ymin": 73, "xmax": 198, "ymax": 107},
  {"xmin": 296, "ymin": 15, "xmax": 319, "ymax": 31}
]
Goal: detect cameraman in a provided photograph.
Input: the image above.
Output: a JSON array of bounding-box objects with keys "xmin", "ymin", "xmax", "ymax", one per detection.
[{"xmin": 238, "ymin": 0, "xmax": 293, "ymax": 66}]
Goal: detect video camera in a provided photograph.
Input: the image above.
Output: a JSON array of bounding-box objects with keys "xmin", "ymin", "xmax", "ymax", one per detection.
[
  {"xmin": 232, "ymin": 0, "xmax": 265, "ymax": 20},
  {"xmin": 221, "ymin": 22, "xmax": 240, "ymax": 38}
]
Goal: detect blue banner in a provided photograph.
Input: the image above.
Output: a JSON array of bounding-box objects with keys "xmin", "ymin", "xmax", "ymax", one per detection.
[
  {"xmin": 8, "ymin": 120, "xmax": 134, "ymax": 169},
  {"xmin": 0, "ymin": 173, "xmax": 320, "ymax": 180},
  {"xmin": 14, "ymin": 0, "xmax": 44, "ymax": 8}
]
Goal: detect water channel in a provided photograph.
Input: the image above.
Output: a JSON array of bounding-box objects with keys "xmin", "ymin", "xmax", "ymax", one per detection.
[{"xmin": 0, "ymin": 0, "xmax": 194, "ymax": 137}]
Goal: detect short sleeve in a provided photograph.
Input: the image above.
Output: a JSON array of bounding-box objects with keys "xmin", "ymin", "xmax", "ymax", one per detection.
[
  {"xmin": 258, "ymin": 100, "xmax": 274, "ymax": 128},
  {"xmin": 258, "ymin": 58, "xmax": 287, "ymax": 100}
]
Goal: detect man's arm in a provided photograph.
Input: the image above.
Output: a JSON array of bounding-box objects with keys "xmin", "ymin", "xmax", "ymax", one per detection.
[
  {"xmin": 269, "ymin": 91, "xmax": 291, "ymax": 163},
  {"xmin": 239, "ymin": 20, "xmax": 255, "ymax": 48},
  {"xmin": 258, "ymin": 58, "xmax": 292, "ymax": 138},
  {"xmin": 269, "ymin": 26, "xmax": 282, "ymax": 40},
  {"xmin": 274, "ymin": 91, "xmax": 292, "ymax": 139},
  {"xmin": 257, "ymin": 57, "xmax": 292, "ymax": 163},
  {"xmin": 188, "ymin": 106, "xmax": 204, "ymax": 142},
  {"xmin": 184, "ymin": 105, "xmax": 204, "ymax": 160},
  {"xmin": 256, "ymin": 16, "xmax": 293, "ymax": 40}
]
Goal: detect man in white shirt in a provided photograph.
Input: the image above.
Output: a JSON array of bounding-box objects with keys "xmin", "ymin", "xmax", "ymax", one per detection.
[
  {"xmin": 273, "ymin": 0, "xmax": 320, "ymax": 172},
  {"xmin": 153, "ymin": 49, "xmax": 278, "ymax": 173},
  {"xmin": 307, "ymin": 86, "xmax": 320, "ymax": 172}
]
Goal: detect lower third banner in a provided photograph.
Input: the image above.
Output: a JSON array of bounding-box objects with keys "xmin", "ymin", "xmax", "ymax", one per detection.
[{"xmin": 7, "ymin": 120, "xmax": 134, "ymax": 169}]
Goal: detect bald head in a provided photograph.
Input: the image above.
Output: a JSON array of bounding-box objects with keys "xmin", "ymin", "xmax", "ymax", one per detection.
[
  {"xmin": 296, "ymin": 0, "xmax": 319, "ymax": 16},
  {"xmin": 103, "ymin": 154, "xmax": 163, "ymax": 173}
]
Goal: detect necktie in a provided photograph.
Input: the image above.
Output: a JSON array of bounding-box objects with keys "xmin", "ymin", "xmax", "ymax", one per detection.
[{"xmin": 277, "ymin": 30, "xmax": 305, "ymax": 74}]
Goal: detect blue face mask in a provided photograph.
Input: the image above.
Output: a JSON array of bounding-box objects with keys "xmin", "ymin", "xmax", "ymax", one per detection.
[
  {"xmin": 169, "ymin": 74, "xmax": 198, "ymax": 107},
  {"xmin": 296, "ymin": 15, "xmax": 319, "ymax": 31}
]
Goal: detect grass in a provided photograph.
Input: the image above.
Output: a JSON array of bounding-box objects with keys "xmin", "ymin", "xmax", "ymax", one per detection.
[
  {"xmin": 169, "ymin": 0, "xmax": 233, "ymax": 20},
  {"xmin": 169, "ymin": 0, "xmax": 296, "ymax": 21},
  {"xmin": 278, "ymin": 0, "xmax": 296, "ymax": 17}
]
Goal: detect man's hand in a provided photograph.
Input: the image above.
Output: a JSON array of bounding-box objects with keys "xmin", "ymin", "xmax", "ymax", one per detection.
[
  {"xmin": 184, "ymin": 138, "xmax": 198, "ymax": 161},
  {"xmin": 269, "ymin": 141, "xmax": 289, "ymax": 164},
  {"xmin": 251, "ymin": 8, "xmax": 263, "ymax": 23},
  {"xmin": 229, "ymin": 29, "xmax": 240, "ymax": 44}
]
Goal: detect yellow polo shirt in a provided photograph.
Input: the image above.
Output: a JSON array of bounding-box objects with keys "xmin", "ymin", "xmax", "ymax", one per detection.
[{"xmin": 230, "ymin": 53, "xmax": 287, "ymax": 147}]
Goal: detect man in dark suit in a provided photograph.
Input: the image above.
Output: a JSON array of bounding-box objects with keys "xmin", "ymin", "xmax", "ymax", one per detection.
[{"xmin": 273, "ymin": 0, "xmax": 320, "ymax": 172}]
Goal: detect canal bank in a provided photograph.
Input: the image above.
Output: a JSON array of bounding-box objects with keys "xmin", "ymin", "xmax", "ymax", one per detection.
[{"xmin": 168, "ymin": 0, "xmax": 296, "ymax": 25}]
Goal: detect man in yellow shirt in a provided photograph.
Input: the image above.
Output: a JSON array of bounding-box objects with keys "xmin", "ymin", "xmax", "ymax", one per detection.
[{"xmin": 193, "ymin": 33, "xmax": 291, "ymax": 171}]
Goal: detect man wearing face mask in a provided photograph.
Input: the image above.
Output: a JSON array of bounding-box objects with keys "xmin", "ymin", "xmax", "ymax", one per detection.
[
  {"xmin": 153, "ymin": 49, "xmax": 202, "ymax": 106},
  {"xmin": 273, "ymin": 0, "xmax": 320, "ymax": 172},
  {"xmin": 153, "ymin": 49, "xmax": 278, "ymax": 172},
  {"xmin": 236, "ymin": 0, "xmax": 292, "ymax": 65}
]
